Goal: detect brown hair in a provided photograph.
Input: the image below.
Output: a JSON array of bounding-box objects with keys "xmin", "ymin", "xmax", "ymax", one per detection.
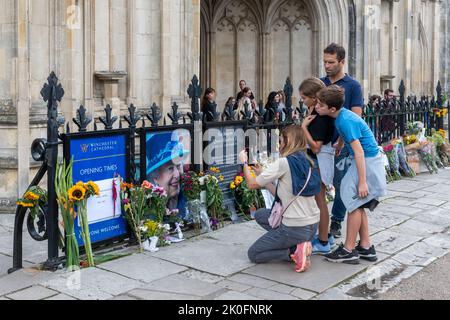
[
  {"xmin": 201, "ymin": 87, "xmax": 215, "ymax": 113},
  {"xmin": 317, "ymin": 85, "xmax": 345, "ymax": 110},
  {"xmin": 324, "ymin": 43, "xmax": 346, "ymax": 61},
  {"xmin": 279, "ymin": 125, "xmax": 314, "ymax": 166},
  {"xmin": 299, "ymin": 78, "xmax": 326, "ymax": 98}
]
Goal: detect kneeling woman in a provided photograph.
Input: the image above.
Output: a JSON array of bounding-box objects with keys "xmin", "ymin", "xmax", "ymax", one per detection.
[{"xmin": 239, "ymin": 125, "xmax": 321, "ymax": 273}]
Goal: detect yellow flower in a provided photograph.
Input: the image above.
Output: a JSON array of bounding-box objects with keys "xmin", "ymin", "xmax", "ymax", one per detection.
[
  {"xmin": 230, "ymin": 182, "xmax": 236, "ymax": 190},
  {"xmin": 68, "ymin": 185, "xmax": 86, "ymax": 202},
  {"xmin": 250, "ymin": 170, "xmax": 256, "ymax": 179},
  {"xmin": 219, "ymin": 175, "xmax": 224, "ymax": 181},
  {"xmin": 76, "ymin": 181, "xmax": 85, "ymax": 187},
  {"xmin": 85, "ymin": 181, "xmax": 100, "ymax": 196},
  {"xmin": 16, "ymin": 201, "xmax": 34, "ymax": 208},
  {"xmin": 235, "ymin": 176, "xmax": 244, "ymax": 185},
  {"xmin": 24, "ymin": 192, "xmax": 39, "ymax": 201}
]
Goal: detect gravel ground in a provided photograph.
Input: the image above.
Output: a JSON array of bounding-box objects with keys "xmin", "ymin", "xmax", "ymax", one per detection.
[{"xmin": 378, "ymin": 253, "xmax": 450, "ymax": 300}]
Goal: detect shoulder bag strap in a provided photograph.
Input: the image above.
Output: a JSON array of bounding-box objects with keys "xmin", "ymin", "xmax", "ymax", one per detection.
[{"xmin": 282, "ymin": 167, "xmax": 312, "ymax": 214}]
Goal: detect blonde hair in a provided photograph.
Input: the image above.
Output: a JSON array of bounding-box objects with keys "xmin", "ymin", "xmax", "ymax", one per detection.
[{"xmin": 280, "ymin": 125, "xmax": 314, "ymax": 166}]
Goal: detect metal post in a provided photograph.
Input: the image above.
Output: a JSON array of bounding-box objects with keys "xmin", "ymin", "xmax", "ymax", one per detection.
[
  {"xmin": 187, "ymin": 75, "xmax": 203, "ymax": 173},
  {"xmin": 40, "ymin": 72, "xmax": 64, "ymax": 269}
]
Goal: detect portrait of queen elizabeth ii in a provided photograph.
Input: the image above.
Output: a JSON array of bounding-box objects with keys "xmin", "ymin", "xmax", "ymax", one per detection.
[{"xmin": 146, "ymin": 130, "xmax": 191, "ymax": 220}]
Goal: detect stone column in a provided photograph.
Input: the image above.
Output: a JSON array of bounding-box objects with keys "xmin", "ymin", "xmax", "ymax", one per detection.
[{"xmin": 16, "ymin": 0, "xmax": 31, "ymax": 198}]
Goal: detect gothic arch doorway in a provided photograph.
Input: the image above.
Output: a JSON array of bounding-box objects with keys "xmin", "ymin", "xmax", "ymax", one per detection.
[{"xmin": 200, "ymin": 0, "xmax": 350, "ymax": 109}]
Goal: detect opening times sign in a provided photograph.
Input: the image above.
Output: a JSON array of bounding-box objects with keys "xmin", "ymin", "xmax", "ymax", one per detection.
[{"xmin": 64, "ymin": 130, "xmax": 130, "ymax": 246}]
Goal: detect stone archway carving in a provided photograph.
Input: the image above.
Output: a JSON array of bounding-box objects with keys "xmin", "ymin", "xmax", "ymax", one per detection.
[{"xmin": 200, "ymin": 0, "xmax": 350, "ymax": 108}]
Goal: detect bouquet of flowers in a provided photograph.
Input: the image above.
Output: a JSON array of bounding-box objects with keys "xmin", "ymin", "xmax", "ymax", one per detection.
[
  {"xmin": 383, "ymin": 143, "xmax": 401, "ymax": 181},
  {"xmin": 180, "ymin": 171, "xmax": 206, "ymax": 231},
  {"xmin": 16, "ymin": 186, "xmax": 47, "ymax": 219},
  {"xmin": 121, "ymin": 180, "xmax": 149, "ymax": 252},
  {"xmin": 394, "ymin": 140, "xmax": 416, "ymax": 177},
  {"xmin": 144, "ymin": 181, "xmax": 168, "ymax": 224},
  {"xmin": 428, "ymin": 130, "xmax": 448, "ymax": 167},
  {"xmin": 140, "ymin": 220, "xmax": 171, "ymax": 252},
  {"xmin": 379, "ymin": 147, "xmax": 394, "ymax": 183},
  {"xmin": 419, "ymin": 141, "xmax": 439, "ymax": 174},
  {"xmin": 69, "ymin": 181, "xmax": 100, "ymax": 267},
  {"xmin": 55, "ymin": 159, "xmax": 79, "ymax": 270},
  {"xmin": 203, "ymin": 167, "xmax": 227, "ymax": 230},
  {"xmin": 230, "ymin": 172, "xmax": 265, "ymax": 219}
]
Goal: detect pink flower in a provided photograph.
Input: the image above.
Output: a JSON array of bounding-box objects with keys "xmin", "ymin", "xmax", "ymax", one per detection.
[
  {"xmin": 141, "ymin": 180, "xmax": 153, "ymax": 189},
  {"xmin": 122, "ymin": 198, "xmax": 130, "ymax": 205},
  {"xmin": 383, "ymin": 145, "xmax": 394, "ymax": 153}
]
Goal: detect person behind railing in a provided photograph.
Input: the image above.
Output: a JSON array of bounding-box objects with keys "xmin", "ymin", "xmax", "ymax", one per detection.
[
  {"xmin": 299, "ymin": 78, "xmax": 337, "ymax": 255},
  {"xmin": 239, "ymin": 125, "xmax": 321, "ymax": 273},
  {"xmin": 384, "ymin": 89, "xmax": 395, "ymax": 102},
  {"xmin": 201, "ymin": 87, "xmax": 218, "ymax": 122},
  {"xmin": 222, "ymin": 97, "xmax": 237, "ymax": 121},
  {"xmin": 236, "ymin": 87, "xmax": 258, "ymax": 121},
  {"xmin": 277, "ymin": 90, "xmax": 287, "ymax": 122},
  {"xmin": 234, "ymin": 80, "xmax": 255, "ymax": 110},
  {"xmin": 263, "ymin": 91, "xmax": 280, "ymax": 122}
]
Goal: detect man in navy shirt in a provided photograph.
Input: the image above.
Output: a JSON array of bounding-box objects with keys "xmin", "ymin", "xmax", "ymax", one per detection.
[{"xmin": 320, "ymin": 43, "xmax": 364, "ymax": 240}]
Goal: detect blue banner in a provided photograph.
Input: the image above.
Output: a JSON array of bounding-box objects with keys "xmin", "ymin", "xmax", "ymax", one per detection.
[{"xmin": 70, "ymin": 133, "xmax": 128, "ymax": 245}]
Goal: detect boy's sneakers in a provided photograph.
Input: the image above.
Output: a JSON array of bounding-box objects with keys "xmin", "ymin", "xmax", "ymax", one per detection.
[
  {"xmin": 311, "ymin": 234, "xmax": 336, "ymax": 255},
  {"xmin": 325, "ymin": 244, "xmax": 360, "ymax": 264},
  {"xmin": 356, "ymin": 243, "xmax": 378, "ymax": 262},
  {"xmin": 311, "ymin": 238, "xmax": 331, "ymax": 255},
  {"xmin": 330, "ymin": 221, "xmax": 342, "ymax": 239},
  {"xmin": 290, "ymin": 242, "xmax": 313, "ymax": 273}
]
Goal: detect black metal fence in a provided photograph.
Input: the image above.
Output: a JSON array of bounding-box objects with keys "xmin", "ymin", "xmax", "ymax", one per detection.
[
  {"xmin": 364, "ymin": 80, "xmax": 450, "ymax": 144},
  {"xmin": 9, "ymin": 73, "xmax": 449, "ymax": 273}
]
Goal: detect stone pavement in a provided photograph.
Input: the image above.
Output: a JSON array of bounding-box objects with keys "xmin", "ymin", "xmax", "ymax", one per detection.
[{"xmin": 0, "ymin": 170, "xmax": 450, "ymax": 300}]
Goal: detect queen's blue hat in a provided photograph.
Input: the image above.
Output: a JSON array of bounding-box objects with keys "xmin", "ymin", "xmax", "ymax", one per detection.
[{"xmin": 146, "ymin": 132, "xmax": 190, "ymax": 177}]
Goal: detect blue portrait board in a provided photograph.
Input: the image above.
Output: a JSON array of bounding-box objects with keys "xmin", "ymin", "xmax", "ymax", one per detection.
[{"xmin": 68, "ymin": 131, "xmax": 129, "ymax": 246}]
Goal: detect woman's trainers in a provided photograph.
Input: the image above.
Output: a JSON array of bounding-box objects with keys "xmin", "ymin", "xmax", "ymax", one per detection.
[
  {"xmin": 290, "ymin": 242, "xmax": 312, "ymax": 273},
  {"xmin": 356, "ymin": 243, "xmax": 378, "ymax": 262},
  {"xmin": 325, "ymin": 244, "xmax": 360, "ymax": 264}
]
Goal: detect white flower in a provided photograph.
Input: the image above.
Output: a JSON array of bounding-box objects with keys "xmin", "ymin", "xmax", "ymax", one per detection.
[{"xmin": 163, "ymin": 224, "xmax": 171, "ymax": 231}]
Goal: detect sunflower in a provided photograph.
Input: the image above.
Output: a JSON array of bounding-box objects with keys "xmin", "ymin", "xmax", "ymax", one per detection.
[
  {"xmin": 24, "ymin": 192, "xmax": 39, "ymax": 201},
  {"xmin": 16, "ymin": 201, "xmax": 34, "ymax": 208},
  {"xmin": 85, "ymin": 181, "xmax": 100, "ymax": 196},
  {"xmin": 68, "ymin": 185, "xmax": 86, "ymax": 202}
]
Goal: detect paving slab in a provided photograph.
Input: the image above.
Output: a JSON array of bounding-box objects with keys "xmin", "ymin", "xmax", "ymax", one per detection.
[
  {"xmin": 368, "ymin": 211, "xmax": 411, "ymax": 229},
  {"xmin": 139, "ymin": 274, "xmax": 223, "ymax": 297},
  {"xmin": 268, "ymin": 283, "xmax": 296, "ymax": 295},
  {"xmin": 180, "ymin": 269, "xmax": 225, "ymax": 284},
  {"xmin": 0, "ymin": 231, "xmax": 49, "ymax": 264},
  {"xmin": 151, "ymin": 237, "xmax": 256, "ymax": 277},
  {"xmin": 422, "ymin": 234, "xmax": 450, "ymax": 250},
  {"xmin": 245, "ymin": 287, "xmax": 299, "ymax": 300},
  {"xmin": 313, "ymin": 288, "xmax": 356, "ymax": 300},
  {"xmin": 43, "ymin": 267, "xmax": 142, "ymax": 300},
  {"xmin": 375, "ymin": 204, "xmax": 423, "ymax": 217},
  {"xmin": 6, "ymin": 285, "xmax": 58, "ymax": 300},
  {"xmin": 110, "ymin": 295, "xmax": 139, "ymax": 300},
  {"xmin": 127, "ymin": 288, "xmax": 201, "ymax": 300},
  {"xmin": 387, "ymin": 180, "xmax": 433, "ymax": 193},
  {"xmin": 371, "ymin": 230, "xmax": 423, "ymax": 255},
  {"xmin": 390, "ymin": 220, "xmax": 446, "ymax": 238},
  {"xmin": 0, "ymin": 268, "xmax": 54, "ymax": 296},
  {"xmin": 242, "ymin": 256, "xmax": 376, "ymax": 294},
  {"xmin": 196, "ymin": 222, "xmax": 266, "ymax": 246},
  {"xmin": 423, "ymin": 183, "xmax": 450, "ymax": 195},
  {"xmin": 399, "ymin": 190, "xmax": 434, "ymax": 199},
  {"xmin": 413, "ymin": 209, "xmax": 450, "ymax": 227},
  {"xmin": 290, "ymin": 288, "xmax": 317, "ymax": 300},
  {"xmin": 391, "ymin": 241, "xmax": 450, "ymax": 267},
  {"xmin": 339, "ymin": 258, "xmax": 423, "ymax": 299},
  {"xmin": 410, "ymin": 203, "xmax": 439, "ymax": 210},
  {"xmin": 0, "ymin": 296, "xmax": 10, "ymax": 300},
  {"xmin": 216, "ymin": 279, "xmax": 253, "ymax": 292},
  {"xmin": 414, "ymin": 197, "xmax": 448, "ymax": 207},
  {"xmin": 228, "ymin": 273, "xmax": 279, "ymax": 289},
  {"xmin": 97, "ymin": 254, "xmax": 187, "ymax": 284},
  {"xmin": 45, "ymin": 293, "xmax": 77, "ymax": 300},
  {"xmin": 214, "ymin": 290, "xmax": 262, "ymax": 300},
  {"xmin": 383, "ymin": 197, "xmax": 416, "ymax": 207}
]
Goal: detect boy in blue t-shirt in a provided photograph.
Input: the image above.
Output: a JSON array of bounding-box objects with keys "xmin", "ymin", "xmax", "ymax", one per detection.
[{"xmin": 315, "ymin": 85, "xmax": 387, "ymax": 264}]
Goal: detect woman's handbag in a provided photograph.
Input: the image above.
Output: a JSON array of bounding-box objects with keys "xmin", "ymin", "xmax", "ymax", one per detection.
[{"xmin": 268, "ymin": 167, "xmax": 312, "ymax": 229}]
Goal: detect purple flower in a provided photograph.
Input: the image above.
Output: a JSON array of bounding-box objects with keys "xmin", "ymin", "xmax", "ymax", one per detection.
[{"xmin": 122, "ymin": 198, "xmax": 130, "ymax": 205}]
